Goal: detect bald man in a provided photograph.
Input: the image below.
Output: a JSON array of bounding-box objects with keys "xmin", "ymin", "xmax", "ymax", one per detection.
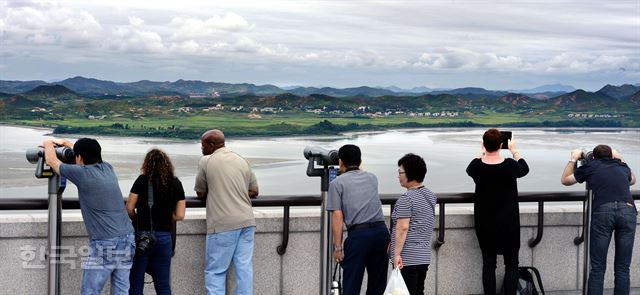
[{"xmin": 195, "ymin": 129, "xmax": 259, "ymax": 295}]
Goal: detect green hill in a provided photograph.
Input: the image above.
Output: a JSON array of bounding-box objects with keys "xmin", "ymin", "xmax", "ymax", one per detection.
[{"xmin": 24, "ymin": 84, "xmax": 79, "ymax": 97}]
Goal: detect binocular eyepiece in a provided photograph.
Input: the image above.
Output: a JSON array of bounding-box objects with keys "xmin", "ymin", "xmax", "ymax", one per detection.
[
  {"xmin": 579, "ymin": 150, "xmax": 594, "ymax": 166},
  {"xmin": 26, "ymin": 147, "xmax": 76, "ymax": 164},
  {"xmin": 303, "ymin": 146, "xmax": 339, "ymax": 166}
]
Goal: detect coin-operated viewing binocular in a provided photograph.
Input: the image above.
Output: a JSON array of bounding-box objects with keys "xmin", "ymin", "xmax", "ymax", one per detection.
[
  {"xmin": 26, "ymin": 147, "xmax": 75, "ymax": 178},
  {"xmin": 304, "ymin": 146, "xmax": 339, "ymax": 187},
  {"xmin": 304, "ymin": 146, "xmax": 339, "ymax": 167}
]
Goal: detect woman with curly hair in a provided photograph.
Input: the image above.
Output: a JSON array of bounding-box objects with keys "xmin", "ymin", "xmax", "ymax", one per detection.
[{"xmin": 126, "ymin": 148, "xmax": 186, "ymax": 295}]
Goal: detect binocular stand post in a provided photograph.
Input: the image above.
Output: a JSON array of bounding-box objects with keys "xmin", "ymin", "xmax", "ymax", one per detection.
[
  {"xmin": 304, "ymin": 147, "xmax": 338, "ymax": 295},
  {"xmin": 319, "ymin": 167, "xmax": 334, "ymax": 295},
  {"xmin": 47, "ymin": 174, "xmax": 65, "ymax": 295}
]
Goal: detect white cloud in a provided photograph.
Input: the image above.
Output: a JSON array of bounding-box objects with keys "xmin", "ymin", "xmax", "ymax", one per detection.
[
  {"xmin": 108, "ymin": 26, "xmax": 165, "ymax": 54},
  {"xmin": 128, "ymin": 16, "xmax": 144, "ymax": 27},
  {"xmin": 1, "ymin": 0, "xmax": 638, "ymax": 89},
  {"xmin": 231, "ymin": 36, "xmax": 262, "ymax": 53},
  {"xmin": 541, "ymin": 53, "xmax": 637, "ymax": 73},
  {"xmin": 1, "ymin": 1, "xmax": 102, "ymax": 47},
  {"xmin": 413, "ymin": 48, "xmax": 526, "ymax": 71},
  {"xmin": 169, "ymin": 40, "xmax": 201, "ymax": 55},
  {"xmin": 169, "ymin": 12, "xmax": 253, "ymax": 41},
  {"xmin": 410, "ymin": 48, "xmax": 637, "ymax": 74}
]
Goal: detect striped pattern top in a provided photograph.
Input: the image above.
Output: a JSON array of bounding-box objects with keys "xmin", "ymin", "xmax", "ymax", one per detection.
[{"xmin": 390, "ymin": 186, "xmax": 437, "ymax": 266}]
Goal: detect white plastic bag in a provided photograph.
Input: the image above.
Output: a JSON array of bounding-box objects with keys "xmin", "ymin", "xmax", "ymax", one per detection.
[{"xmin": 384, "ymin": 267, "xmax": 410, "ymax": 295}]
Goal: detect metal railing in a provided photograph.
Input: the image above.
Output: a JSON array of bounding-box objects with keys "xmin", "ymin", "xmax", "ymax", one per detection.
[{"xmin": 2, "ymin": 190, "xmax": 638, "ymax": 255}]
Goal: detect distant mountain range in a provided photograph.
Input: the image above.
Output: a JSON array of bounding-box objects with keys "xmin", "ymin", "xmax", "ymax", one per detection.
[
  {"xmin": 2, "ymin": 80, "xmax": 639, "ymax": 135},
  {"xmin": 0, "ymin": 76, "xmax": 638, "ymax": 101},
  {"xmin": 5, "ymin": 83, "xmax": 638, "ymax": 111},
  {"xmin": 0, "ymin": 76, "xmax": 284, "ymax": 97},
  {"xmin": 512, "ymin": 83, "xmax": 577, "ymax": 93}
]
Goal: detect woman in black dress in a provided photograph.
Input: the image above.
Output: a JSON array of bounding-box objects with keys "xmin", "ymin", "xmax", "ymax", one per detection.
[{"xmin": 466, "ymin": 129, "xmax": 529, "ymax": 295}]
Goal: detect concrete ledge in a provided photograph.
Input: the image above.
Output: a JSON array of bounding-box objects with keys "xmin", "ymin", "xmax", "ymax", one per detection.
[{"xmin": 0, "ymin": 206, "xmax": 638, "ymax": 294}]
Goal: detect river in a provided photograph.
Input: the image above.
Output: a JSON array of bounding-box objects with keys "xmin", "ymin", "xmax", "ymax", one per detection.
[{"xmin": 0, "ymin": 125, "xmax": 638, "ymax": 199}]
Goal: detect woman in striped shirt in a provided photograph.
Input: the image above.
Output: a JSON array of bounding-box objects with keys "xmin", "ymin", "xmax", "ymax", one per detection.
[{"xmin": 391, "ymin": 153, "xmax": 438, "ymax": 295}]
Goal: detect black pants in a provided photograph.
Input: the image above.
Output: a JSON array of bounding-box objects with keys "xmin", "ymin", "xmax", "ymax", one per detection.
[
  {"xmin": 480, "ymin": 246, "xmax": 519, "ymax": 295},
  {"xmin": 400, "ymin": 264, "xmax": 429, "ymax": 295},
  {"xmin": 341, "ymin": 226, "xmax": 389, "ymax": 295}
]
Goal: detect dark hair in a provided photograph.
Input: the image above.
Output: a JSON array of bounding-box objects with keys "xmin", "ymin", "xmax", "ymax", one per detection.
[
  {"xmin": 141, "ymin": 149, "xmax": 175, "ymax": 187},
  {"xmin": 397, "ymin": 153, "xmax": 427, "ymax": 183},
  {"xmin": 73, "ymin": 138, "xmax": 102, "ymax": 164},
  {"xmin": 592, "ymin": 144, "xmax": 612, "ymax": 159},
  {"xmin": 483, "ymin": 128, "xmax": 502, "ymax": 152},
  {"xmin": 338, "ymin": 144, "xmax": 362, "ymax": 167}
]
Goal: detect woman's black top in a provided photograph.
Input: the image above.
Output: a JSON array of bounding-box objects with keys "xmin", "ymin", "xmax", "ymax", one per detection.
[
  {"xmin": 466, "ymin": 158, "xmax": 529, "ymax": 251},
  {"xmin": 130, "ymin": 174, "xmax": 185, "ymax": 232}
]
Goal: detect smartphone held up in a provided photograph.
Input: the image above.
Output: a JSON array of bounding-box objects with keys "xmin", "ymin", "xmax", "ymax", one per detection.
[{"xmin": 500, "ymin": 131, "xmax": 512, "ymax": 149}]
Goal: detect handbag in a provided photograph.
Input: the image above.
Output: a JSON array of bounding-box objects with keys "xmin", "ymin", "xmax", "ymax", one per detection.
[
  {"xmin": 331, "ymin": 262, "xmax": 341, "ymax": 295},
  {"xmin": 515, "ymin": 267, "xmax": 545, "ymax": 295}
]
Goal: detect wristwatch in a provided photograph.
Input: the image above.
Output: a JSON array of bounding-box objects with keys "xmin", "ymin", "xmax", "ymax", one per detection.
[{"xmin": 569, "ymin": 159, "xmax": 577, "ymax": 163}]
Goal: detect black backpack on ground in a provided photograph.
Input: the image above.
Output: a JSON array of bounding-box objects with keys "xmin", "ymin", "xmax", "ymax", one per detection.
[{"xmin": 517, "ymin": 266, "xmax": 545, "ymax": 295}]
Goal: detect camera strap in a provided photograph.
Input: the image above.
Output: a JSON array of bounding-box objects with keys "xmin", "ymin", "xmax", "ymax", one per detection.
[
  {"xmin": 134, "ymin": 178, "xmax": 155, "ymax": 232},
  {"xmin": 147, "ymin": 180, "xmax": 154, "ymax": 231}
]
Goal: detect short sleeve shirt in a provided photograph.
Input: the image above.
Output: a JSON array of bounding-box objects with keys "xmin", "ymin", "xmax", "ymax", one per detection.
[
  {"xmin": 194, "ymin": 147, "xmax": 258, "ymax": 233},
  {"xmin": 130, "ymin": 175, "xmax": 185, "ymax": 232},
  {"xmin": 390, "ymin": 186, "xmax": 437, "ymax": 266},
  {"xmin": 574, "ymin": 158, "xmax": 633, "ymax": 210},
  {"xmin": 326, "ymin": 170, "xmax": 384, "ymax": 227},
  {"xmin": 60, "ymin": 162, "xmax": 134, "ymax": 239}
]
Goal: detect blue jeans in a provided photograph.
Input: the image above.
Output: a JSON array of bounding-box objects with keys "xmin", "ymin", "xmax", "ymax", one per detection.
[
  {"xmin": 341, "ymin": 225, "xmax": 389, "ymax": 295},
  {"xmin": 205, "ymin": 226, "xmax": 255, "ymax": 295},
  {"xmin": 588, "ymin": 201, "xmax": 637, "ymax": 295},
  {"xmin": 81, "ymin": 233, "xmax": 135, "ymax": 295},
  {"xmin": 129, "ymin": 231, "xmax": 173, "ymax": 295}
]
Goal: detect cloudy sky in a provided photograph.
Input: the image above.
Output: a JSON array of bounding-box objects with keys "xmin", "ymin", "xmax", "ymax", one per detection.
[{"xmin": 1, "ymin": 0, "xmax": 638, "ymax": 90}]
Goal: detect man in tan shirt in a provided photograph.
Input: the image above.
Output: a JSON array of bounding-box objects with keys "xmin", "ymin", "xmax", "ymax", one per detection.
[{"xmin": 195, "ymin": 129, "xmax": 259, "ymax": 295}]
